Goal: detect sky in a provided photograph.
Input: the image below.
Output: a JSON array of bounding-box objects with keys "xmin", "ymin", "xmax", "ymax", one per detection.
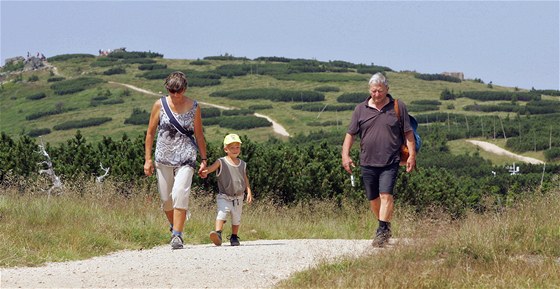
[{"xmin": 1, "ymin": 1, "xmax": 559, "ymax": 90}]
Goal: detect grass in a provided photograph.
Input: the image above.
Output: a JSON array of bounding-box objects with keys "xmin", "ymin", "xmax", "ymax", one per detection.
[
  {"xmin": 277, "ymin": 190, "xmax": 560, "ymax": 289},
  {"xmin": 1, "ymin": 177, "xmax": 559, "ymax": 288}
]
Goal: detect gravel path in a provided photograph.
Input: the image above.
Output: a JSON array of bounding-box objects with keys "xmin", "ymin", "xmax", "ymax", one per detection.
[
  {"xmin": 1, "ymin": 239, "xmax": 382, "ymax": 288},
  {"xmin": 466, "ymin": 140, "xmax": 544, "ymax": 164}
]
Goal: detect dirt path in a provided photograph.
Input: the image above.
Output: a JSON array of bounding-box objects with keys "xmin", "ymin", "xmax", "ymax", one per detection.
[
  {"xmin": 1, "ymin": 239, "xmax": 385, "ymax": 288},
  {"xmin": 466, "ymin": 140, "xmax": 544, "ymax": 164},
  {"xmin": 108, "ymin": 81, "xmax": 290, "ymax": 137}
]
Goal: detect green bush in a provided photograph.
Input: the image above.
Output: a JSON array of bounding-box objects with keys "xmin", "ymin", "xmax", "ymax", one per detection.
[
  {"xmin": 50, "ymin": 77, "xmax": 105, "ymax": 95},
  {"xmin": 203, "ymin": 55, "xmax": 249, "ymax": 61},
  {"xmin": 248, "ymin": 105, "xmax": 273, "ymax": 110},
  {"xmin": 210, "ymin": 88, "xmax": 325, "ymax": 102},
  {"xmin": 27, "ymin": 128, "xmax": 51, "ymax": 137},
  {"xmin": 201, "ymin": 108, "xmax": 221, "ymax": 118},
  {"xmin": 47, "ymin": 77, "xmax": 65, "ymax": 82},
  {"xmin": 291, "ymin": 103, "xmax": 355, "ymax": 112},
  {"xmin": 222, "ymin": 109, "xmax": 255, "ymax": 116},
  {"xmin": 190, "ymin": 59, "xmax": 211, "ymax": 65},
  {"xmin": 137, "ymin": 64, "xmax": 167, "ymax": 71},
  {"xmin": 124, "ymin": 108, "xmax": 150, "ymax": 125},
  {"xmin": 544, "ymin": 147, "xmax": 560, "ymax": 161},
  {"xmin": 122, "ymin": 58, "xmax": 156, "ymax": 64},
  {"xmin": 415, "ymin": 73, "xmax": 462, "ymax": 83},
  {"xmin": 26, "ymin": 92, "xmax": 47, "ymax": 100},
  {"xmin": 218, "ymin": 116, "xmax": 271, "ymax": 130},
  {"xmin": 314, "ymin": 86, "xmax": 340, "ymax": 92},
  {"xmin": 48, "ymin": 54, "xmax": 95, "ymax": 62},
  {"xmin": 337, "ymin": 92, "xmax": 369, "ymax": 103},
  {"xmin": 26, "ymin": 107, "xmax": 76, "ymax": 121},
  {"xmin": 27, "ymin": 75, "xmax": 39, "ymax": 82},
  {"xmin": 90, "ymin": 98, "xmax": 124, "ymax": 107},
  {"xmin": 273, "ymin": 73, "xmax": 366, "ymax": 82},
  {"xmin": 108, "ymin": 51, "xmax": 163, "ymax": 59},
  {"xmin": 103, "ymin": 68, "xmax": 126, "ymax": 75},
  {"xmin": 53, "ymin": 117, "xmax": 112, "ymax": 130}
]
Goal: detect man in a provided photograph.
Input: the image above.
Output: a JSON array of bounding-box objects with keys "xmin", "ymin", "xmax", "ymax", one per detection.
[{"xmin": 341, "ymin": 72, "xmax": 416, "ymax": 247}]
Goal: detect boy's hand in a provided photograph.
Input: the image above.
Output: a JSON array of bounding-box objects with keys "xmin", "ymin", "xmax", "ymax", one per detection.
[
  {"xmin": 199, "ymin": 169, "xmax": 208, "ymax": 178},
  {"xmin": 246, "ymin": 192, "xmax": 253, "ymax": 204}
]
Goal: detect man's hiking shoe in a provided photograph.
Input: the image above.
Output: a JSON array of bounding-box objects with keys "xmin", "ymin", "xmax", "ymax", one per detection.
[
  {"xmin": 210, "ymin": 231, "xmax": 222, "ymax": 246},
  {"xmin": 229, "ymin": 234, "xmax": 240, "ymax": 246},
  {"xmin": 170, "ymin": 235, "xmax": 184, "ymax": 250},
  {"xmin": 372, "ymin": 228, "xmax": 391, "ymax": 248}
]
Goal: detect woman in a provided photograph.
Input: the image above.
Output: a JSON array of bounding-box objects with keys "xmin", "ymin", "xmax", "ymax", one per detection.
[{"xmin": 144, "ymin": 71, "xmax": 207, "ymax": 249}]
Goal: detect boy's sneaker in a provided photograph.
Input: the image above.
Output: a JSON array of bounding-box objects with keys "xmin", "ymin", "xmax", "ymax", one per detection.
[
  {"xmin": 372, "ymin": 227, "xmax": 391, "ymax": 248},
  {"xmin": 210, "ymin": 231, "xmax": 222, "ymax": 246},
  {"xmin": 170, "ymin": 235, "xmax": 184, "ymax": 250},
  {"xmin": 229, "ymin": 234, "xmax": 240, "ymax": 246}
]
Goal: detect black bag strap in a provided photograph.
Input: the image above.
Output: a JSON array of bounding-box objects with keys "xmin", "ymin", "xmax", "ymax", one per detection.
[{"xmin": 160, "ymin": 96, "xmax": 198, "ymax": 151}]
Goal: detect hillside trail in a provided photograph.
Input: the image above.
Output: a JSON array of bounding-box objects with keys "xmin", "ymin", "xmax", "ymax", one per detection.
[
  {"xmin": 108, "ymin": 81, "xmax": 290, "ymax": 137},
  {"xmin": 466, "ymin": 140, "xmax": 544, "ymax": 164},
  {"xmin": 0, "ymin": 239, "xmax": 401, "ymax": 288}
]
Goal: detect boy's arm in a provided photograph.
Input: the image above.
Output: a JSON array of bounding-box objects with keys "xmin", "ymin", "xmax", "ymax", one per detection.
[
  {"xmin": 200, "ymin": 159, "xmax": 220, "ymax": 178},
  {"xmin": 244, "ymin": 169, "xmax": 252, "ymax": 204}
]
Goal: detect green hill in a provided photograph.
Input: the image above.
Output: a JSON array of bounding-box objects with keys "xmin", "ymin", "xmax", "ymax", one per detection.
[{"xmin": 1, "ymin": 51, "xmax": 559, "ymax": 163}]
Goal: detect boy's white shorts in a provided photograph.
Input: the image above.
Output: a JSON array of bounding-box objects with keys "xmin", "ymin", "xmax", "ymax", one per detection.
[
  {"xmin": 216, "ymin": 194, "xmax": 244, "ymax": 226},
  {"xmin": 155, "ymin": 163, "xmax": 194, "ymax": 211}
]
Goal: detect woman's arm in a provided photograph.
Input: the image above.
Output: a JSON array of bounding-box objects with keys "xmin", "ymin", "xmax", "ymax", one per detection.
[
  {"xmin": 144, "ymin": 100, "xmax": 161, "ymax": 176},
  {"xmin": 194, "ymin": 106, "xmax": 208, "ymax": 175}
]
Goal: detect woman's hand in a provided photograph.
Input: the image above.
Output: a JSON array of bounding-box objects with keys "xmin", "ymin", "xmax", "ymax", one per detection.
[{"xmin": 144, "ymin": 160, "xmax": 154, "ymax": 176}]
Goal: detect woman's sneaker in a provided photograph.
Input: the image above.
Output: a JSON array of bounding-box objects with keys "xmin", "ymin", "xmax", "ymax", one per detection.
[
  {"xmin": 170, "ymin": 235, "xmax": 184, "ymax": 250},
  {"xmin": 210, "ymin": 231, "xmax": 222, "ymax": 246},
  {"xmin": 229, "ymin": 234, "xmax": 240, "ymax": 246}
]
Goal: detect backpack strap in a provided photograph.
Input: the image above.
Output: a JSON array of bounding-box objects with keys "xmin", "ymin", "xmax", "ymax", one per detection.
[
  {"xmin": 160, "ymin": 96, "xmax": 199, "ymax": 151},
  {"xmin": 394, "ymin": 99, "xmax": 406, "ymax": 143}
]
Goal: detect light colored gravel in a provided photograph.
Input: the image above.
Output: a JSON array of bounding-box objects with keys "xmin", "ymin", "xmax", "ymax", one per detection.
[
  {"xmin": 1, "ymin": 239, "xmax": 385, "ymax": 288},
  {"xmin": 466, "ymin": 140, "xmax": 544, "ymax": 164}
]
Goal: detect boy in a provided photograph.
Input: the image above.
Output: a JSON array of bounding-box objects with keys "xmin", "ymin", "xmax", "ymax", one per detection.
[{"xmin": 201, "ymin": 134, "xmax": 253, "ymax": 246}]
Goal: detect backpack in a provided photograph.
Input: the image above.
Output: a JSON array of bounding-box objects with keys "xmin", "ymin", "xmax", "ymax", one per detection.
[{"xmin": 394, "ymin": 99, "xmax": 422, "ymax": 153}]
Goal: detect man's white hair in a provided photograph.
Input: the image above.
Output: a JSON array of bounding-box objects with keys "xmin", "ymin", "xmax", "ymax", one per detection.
[{"xmin": 368, "ymin": 72, "xmax": 388, "ymax": 87}]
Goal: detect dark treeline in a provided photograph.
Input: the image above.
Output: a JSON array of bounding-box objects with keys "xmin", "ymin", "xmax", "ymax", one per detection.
[{"xmin": 2, "ymin": 127, "xmax": 559, "ymax": 218}]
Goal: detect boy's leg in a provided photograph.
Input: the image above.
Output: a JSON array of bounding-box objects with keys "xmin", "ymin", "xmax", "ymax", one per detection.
[
  {"xmin": 229, "ymin": 197, "xmax": 243, "ymax": 246},
  {"xmin": 211, "ymin": 198, "xmax": 230, "ymax": 246}
]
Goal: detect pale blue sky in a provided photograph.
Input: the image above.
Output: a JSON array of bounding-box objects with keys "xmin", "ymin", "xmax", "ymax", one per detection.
[{"xmin": 1, "ymin": 1, "xmax": 559, "ymax": 90}]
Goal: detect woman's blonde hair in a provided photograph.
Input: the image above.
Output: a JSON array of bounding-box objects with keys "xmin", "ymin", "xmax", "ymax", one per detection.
[{"xmin": 165, "ymin": 71, "xmax": 188, "ymax": 93}]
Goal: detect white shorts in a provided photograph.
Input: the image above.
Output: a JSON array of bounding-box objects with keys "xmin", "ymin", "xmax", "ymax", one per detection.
[
  {"xmin": 216, "ymin": 194, "xmax": 244, "ymax": 226},
  {"xmin": 155, "ymin": 163, "xmax": 194, "ymax": 211}
]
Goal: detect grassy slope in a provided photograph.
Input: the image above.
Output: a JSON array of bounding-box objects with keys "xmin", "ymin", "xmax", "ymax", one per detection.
[{"xmin": 0, "ymin": 54, "xmax": 554, "ymax": 160}]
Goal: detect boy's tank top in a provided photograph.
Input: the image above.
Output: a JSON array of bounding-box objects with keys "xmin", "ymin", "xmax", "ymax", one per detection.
[{"xmin": 217, "ymin": 157, "xmax": 247, "ymax": 197}]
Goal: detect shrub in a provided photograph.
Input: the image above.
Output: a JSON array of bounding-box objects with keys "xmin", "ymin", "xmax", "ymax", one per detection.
[
  {"xmin": 273, "ymin": 73, "xmax": 367, "ymax": 82},
  {"xmin": 222, "ymin": 109, "xmax": 254, "ymax": 116},
  {"xmin": 26, "ymin": 107, "xmax": 76, "ymax": 120},
  {"xmin": 122, "ymin": 58, "xmax": 156, "ymax": 64},
  {"xmin": 248, "ymin": 104, "xmax": 273, "ymax": 110},
  {"xmin": 25, "ymin": 92, "xmax": 47, "ymax": 100},
  {"xmin": 210, "ymin": 88, "xmax": 324, "ymax": 102},
  {"xmin": 124, "ymin": 108, "xmax": 150, "ymax": 125},
  {"xmin": 103, "ymin": 68, "xmax": 126, "ymax": 75},
  {"xmin": 138, "ymin": 69, "xmax": 174, "ymax": 80},
  {"xmin": 190, "ymin": 60, "xmax": 210, "ymax": 65},
  {"xmin": 203, "ymin": 55, "xmax": 249, "ymax": 61},
  {"xmin": 291, "ymin": 103, "xmax": 355, "ymax": 112},
  {"xmin": 415, "ymin": 73, "xmax": 462, "ymax": 83},
  {"xmin": 189, "ymin": 78, "xmax": 221, "ymax": 87},
  {"xmin": 47, "ymin": 77, "xmax": 65, "ymax": 82},
  {"xmin": 314, "ymin": 86, "xmax": 340, "ymax": 92},
  {"xmin": 337, "ymin": 92, "xmax": 369, "ymax": 103},
  {"xmin": 27, "ymin": 128, "xmax": 51, "ymax": 137},
  {"xmin": 108, "ymin": 51, "xmax": 163, "ymax": 59},
  {"xmin": 53, "ymin": 117, "xmax": 112, "ymax": 130},
  {"xmin": 90, "ymin": 98, "xmax": 125, "ymax": 107},
  {"xmin": 137, "ymin": 64, "xmax": 167, "ymax": 71},
  {"xmin": 48, "ymin": 54, "xmax": 95, "ymax": 62},
  {"xmin": 27, "ymin": 75, "xmax": 39, "ymax": 82},
  {"xmin": 50, "ymin": 77, "xmax": 105, "ymax": 95},
  {"xmin": 544, "ymin": 147, "xmax": 560, "ymax": 162},
  {"xmin": 218, "ymin": 116, "xmax": 271, "ymax": 130},
  {"xmin": 356, "ymin": 65, "xmax": 392, "ymax": 74},
  {"xmin": 201, "ymin": 108, "xmax": 221, "ymax": 118}
]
